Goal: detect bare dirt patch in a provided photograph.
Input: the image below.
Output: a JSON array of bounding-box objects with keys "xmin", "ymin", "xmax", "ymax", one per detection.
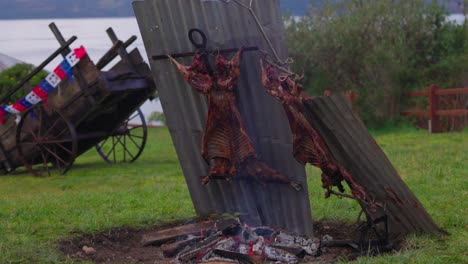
[{"xmin": 59, "ymin": 220, "xmax": 388, "ymax": 263}]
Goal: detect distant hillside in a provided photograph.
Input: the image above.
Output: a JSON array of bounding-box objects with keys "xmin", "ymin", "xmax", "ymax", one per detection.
[
  {"xmin": 0, "ymin": 0, "xmax": 462, "ymax": 19},
  {"xmin": 0, "ymin": 0, "xmax": 133, "ymax": 19},
  {"xmin": 0, "ymin": 53, "xmax": 22, "ymax": 72}
]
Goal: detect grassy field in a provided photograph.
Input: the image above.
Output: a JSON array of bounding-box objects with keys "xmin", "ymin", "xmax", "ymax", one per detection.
[{"xmin": 0, "ymin": 127, "xmax": 466, "ymax": 263}]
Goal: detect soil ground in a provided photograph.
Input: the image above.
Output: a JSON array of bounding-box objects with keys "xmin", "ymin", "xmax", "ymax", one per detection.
[{"xmin": 59, "ymin": 219, "xmax": 391, "ymax": 263}]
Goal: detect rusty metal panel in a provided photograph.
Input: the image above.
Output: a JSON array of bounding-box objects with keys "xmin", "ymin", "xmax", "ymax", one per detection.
[
  {"xmin": 133, "ymin": 0, "xmax": 313, "ymax": 235},
  {"xmin": 303, "ymin": 95, "xmax": 445, "ymax": 238}
]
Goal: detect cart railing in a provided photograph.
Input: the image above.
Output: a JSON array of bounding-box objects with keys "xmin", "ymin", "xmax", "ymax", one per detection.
[
  {"xmin": 50, "ymin": 22, "xmax": 138, "ymax": 72},
  {"xmin": 96, "ymin": 32, "xmax": 137, "ymax": 70},
  {"xmin": 1, "ymin": 22, "xmax": 139, "ymax": 106}
]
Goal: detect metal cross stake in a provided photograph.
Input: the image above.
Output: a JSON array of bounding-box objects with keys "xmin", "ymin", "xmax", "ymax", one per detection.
[{"xmin": 152, "ymin": 28, "xmax": 259, "ymax": 62}]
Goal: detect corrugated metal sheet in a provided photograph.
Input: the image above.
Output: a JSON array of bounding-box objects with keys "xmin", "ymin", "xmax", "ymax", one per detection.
[
  {"xmin": 133, "ymin": 0, "xmax": 313, "ymax": 235},
  {"xmin": 303, "ymin": 95, "xmax": 445, "ymax": 238}
]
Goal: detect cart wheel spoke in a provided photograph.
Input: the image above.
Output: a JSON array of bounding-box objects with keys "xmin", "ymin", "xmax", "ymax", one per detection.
[
  {"xmin": 55, "ymin": 127, "xmax": 71, "ymax": 139},
  {"xmin": 54, "ymin": 142, "xmax": 74, "ymax": 155},
  {"xmin": 112, "ymin": 136, "xmax": 117, "ymax": 163},
  {"xmin": 128, "ymin": 125, "xmax": 144, "ymax": 130},
  {"xmin": 128, "ymin": 113, "xmax": 139, "ymax": 121},
  {"xmin": 127, "ymin": 134, "xmax": 142, "ymax": 149},
  {"xmin": 44, "ymin": 118, "xmax": 61, "ymax": 137},
  {"xmin": 17, "ymin": 106, "xmax": 77, "ymax": 176},
  {"xmin": 39, "ymin": 149, "xmax": 51, "ymax": 177},
  {"xmin": 116, "ymin": 135, "xmax": 135, "ymax": 161},
  {"xmin": 95, "ymin": 108, "xmax": 148, "ymax": 164},
  {"xmin": 127, "ymin": 134, "xmax": 145, "ymax": 139},
  {"xmin": 104, "ymin": 147, "xmax": 115, "ymax": 162},
  {"xmin": 52, "ymin": 145, "xmax": 62, "ymax": 172},
  {"xmin": 20, "ymin": 142, "xmax": 37, "ymax": 145},
  {"xmin": 98, "ymin": 137, "xmax": 110, "ymax": 150},
  {"xmin": 43, "ymin": 145, "xmax": 68, "ymax": 167},
  {"xmin": 123, "ymin": 135, "xmax": 127, "ymax": 162}
]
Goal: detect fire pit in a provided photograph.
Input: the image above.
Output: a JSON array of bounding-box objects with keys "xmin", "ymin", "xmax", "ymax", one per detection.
[
  {"xmin": 59, "ymin": 217, "xmax": 399, "ymax": 263},
  {"xmin": 138, "ymin": 217, "xmax": 394, "ymax": 264},
  {"xmin": 162, "ymin": 219, "xmax": 317, "ymax": 263}
]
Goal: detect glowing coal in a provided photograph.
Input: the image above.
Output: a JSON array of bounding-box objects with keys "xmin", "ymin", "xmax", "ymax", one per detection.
[{"xmin": 161, "ymin": 218, "xmax": 320, "ymax": 263}]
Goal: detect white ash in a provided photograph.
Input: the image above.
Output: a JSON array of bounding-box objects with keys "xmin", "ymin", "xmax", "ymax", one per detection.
[
  {"xmin": 237, "ymin": 243, "xmax": 249, "ymax": 254},
  {"xmin": 200, "ymin": 250, "xmax": 239, "ymax": 263},
  {"xmin": 200, "ymin": 249, "xmax": 216, "ymax": 262},
  {"xmin": 214, "ymin": 237, "xmax": 236, "ymax": 251},
  {"xmin": 200, "ymin": 256, "xmax": 239, "ymax": 263},
  {"xmin": 275, "ymin": 232, "xmax": 320, "ymax": 256},
  {"xmin": 169, "ymin": 219, "xmax": 322, "ymax": 263},
  {"xmin": 264, "ymin": 245, "xmax": 299, "ymax": 263},
  {"xmin": 252, "ymin": 236, "xmax": 265, "ymax": 255}
]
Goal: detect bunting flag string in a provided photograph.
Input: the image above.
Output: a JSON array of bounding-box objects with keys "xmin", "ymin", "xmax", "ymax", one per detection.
[{"xmin": 0, "ymin": 46, "xmax": 87, "ymax": 124}]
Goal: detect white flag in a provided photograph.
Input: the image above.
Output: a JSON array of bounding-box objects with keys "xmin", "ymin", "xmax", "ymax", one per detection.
[
  {"xmin": 45, "ymin": 72, "xmax": 61, "ymax": 87},
  {"xmin": 5, "ymin": 105, "xmax": 20, "ymax": 114},
  {"xmin": 65, "ymin": 52, "xmax": 80, "ymax": 66},
  {"xmin": 25, "ymin": 91, "xmax": 42, "ymax": 105}
]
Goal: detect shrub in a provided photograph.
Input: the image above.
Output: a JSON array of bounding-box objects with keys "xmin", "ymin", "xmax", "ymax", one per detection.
[
  {"xmin": 285, "ymin": 0, "xmax": 467, "ymax": 128},
  {"xmin": 0, "ymin": 63, "xmax": 48, "ymax": 103},
  {"xmin": 147, "ymin": 111, "xmax": 166, "ymax": 126}
]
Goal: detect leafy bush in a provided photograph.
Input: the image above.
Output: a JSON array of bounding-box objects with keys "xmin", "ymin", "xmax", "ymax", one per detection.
[
  {"xmin": 285, "ymin": 0, "xmax": 467, "ymax": 128},
  {"xmin": 147, "ymin": 111, "xmax": 166, "ymax": 126},
  {"xmin": 0, "ymin": 63, "xmax": 48, "ymax": 103}
]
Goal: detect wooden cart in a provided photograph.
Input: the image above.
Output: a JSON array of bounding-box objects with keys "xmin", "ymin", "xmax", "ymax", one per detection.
[{"xmin": 0, "ymin": 23, "xmax": 156, "ymax": 176}]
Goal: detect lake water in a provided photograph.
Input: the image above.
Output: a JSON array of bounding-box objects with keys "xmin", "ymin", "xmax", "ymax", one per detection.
[
  {"xmin": 0, "ymin": 17, "xmax": 163, "ymax": 118},
  {"xmin": 1, "ymin": 14, "xmax": 465, "ymax": 64},
  {"xmin": 0, "ymin": 15, "xmax": 465, "ymax": 118}
]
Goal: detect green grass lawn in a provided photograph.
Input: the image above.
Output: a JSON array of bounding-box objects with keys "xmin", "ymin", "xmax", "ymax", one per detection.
[{"xmin": 0, "ymin": 127, "xmax": 466, "ymax": 263}]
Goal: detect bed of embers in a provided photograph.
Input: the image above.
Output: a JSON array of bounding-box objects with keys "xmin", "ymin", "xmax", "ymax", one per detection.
[
  {"xmin": 60, "ymin": 217, "xmax": 395, "ymax": 264},
  {"xmin": 149, "ymin": 218, "xmax": 320, "ymax": 263}
]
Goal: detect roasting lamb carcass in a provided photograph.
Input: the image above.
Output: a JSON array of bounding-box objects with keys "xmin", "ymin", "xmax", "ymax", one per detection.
[
  {"xmin": 261, "ymin": 61, "xmax": 373, "ymax": 205},
  {"xmin": 169, "ymin": 50, "xmax": 300, "ymax": 190}
]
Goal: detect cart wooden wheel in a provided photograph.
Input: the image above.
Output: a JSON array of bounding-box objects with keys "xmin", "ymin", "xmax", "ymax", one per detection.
[
  {"xmin": 16, "ymin": 106, "xmax": 78, "ymax": 177},
  {"xmin": 95, "ymin": 108, "xmax": 147, "ymax": 163}
]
